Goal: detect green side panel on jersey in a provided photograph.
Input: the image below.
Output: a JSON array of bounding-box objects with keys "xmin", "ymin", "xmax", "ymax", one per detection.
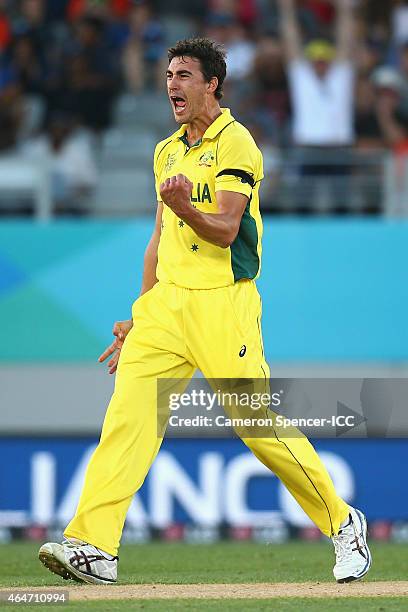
[
  {"xmin": 0, "ymin": 284, "xmax": 104, "ymax": 361},
  {"xmin": 230, "ymin": 200, "xmax": 260, "ymax": 282}
]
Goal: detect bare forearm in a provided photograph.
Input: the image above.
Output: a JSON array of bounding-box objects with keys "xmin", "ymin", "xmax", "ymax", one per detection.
[
  {"xmin": 181, "ymin": 207, "xmax": 236, "ymax": 248},
  {"xmin": 377, "ymin": 114, "xmax": 406, "ymax": 147},
  {"xmin": 159, "ymin": 177, "xmax": 247, "ymax": 249},
  {"xmin": 335, "ymin": 0, "xmax": 354, "ymax": 61},
  {"xmin": 141, "ymin": 234, "xmax": 159, "ymax": 294},
  {"xmin": 278, "ymin": 0, "xmax": 301, "ymax": 60}
]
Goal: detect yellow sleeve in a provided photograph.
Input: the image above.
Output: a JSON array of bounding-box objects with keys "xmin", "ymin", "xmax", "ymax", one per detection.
[
  {"xmin": 153, "ymin": 142, "xmax": 163, "ymax": 202},
  {"xmin": 215, "ymin": 129, "xmax": 263, "ymax": 198},
  {"xmin": 153, "ymin": 138, "xmax": 173, "ymax": 202}
]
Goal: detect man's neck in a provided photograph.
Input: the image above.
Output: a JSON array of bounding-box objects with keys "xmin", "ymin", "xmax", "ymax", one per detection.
[{"xmin": 185, "ymin": 104, "xmax": 222, "ymax": 147}]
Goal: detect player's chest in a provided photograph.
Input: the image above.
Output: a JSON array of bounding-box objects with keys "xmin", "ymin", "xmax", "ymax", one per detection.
[{"xmin": 161, "ymin": 146, "xmax": 217, "ymax": 206}]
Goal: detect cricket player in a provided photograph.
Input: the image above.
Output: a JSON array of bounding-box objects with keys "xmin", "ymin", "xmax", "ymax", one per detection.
[{"xmin": 39, "ymin": 38, "xmax": 371, "ymax": 584}]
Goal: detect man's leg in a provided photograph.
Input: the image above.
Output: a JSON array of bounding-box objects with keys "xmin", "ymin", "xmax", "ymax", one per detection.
[
  {"xmin": 64, "ymin": 283, "xmax": 196, "ymax": 555},
  {"xmin": 240, "ymin": 419, "xmax": 350, "ymax": 537},
  {"xmin": 187, "ymin": 280, "xmax": 349, "ymax": 537},
  {"xmin": 39, "ymin": 284, "xmax": 196, "ymax": 582},
  {"xmin": 39, "ymin": 283, "xmax": 191, "ymax": 584},
  {"xmin": 63, "ymin": 368, "xmax": 192, "ymax": 556}
]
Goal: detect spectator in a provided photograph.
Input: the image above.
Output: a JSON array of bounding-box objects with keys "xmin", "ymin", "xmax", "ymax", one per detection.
[
  {"xmin": 66, "ymin": 0, "xmax": 134, "ymax": 25},
  {"xmin": 373, "ymin": 66, "xmax": 408, "ymax": 154},
  {"xmin": 205, "ymin": 14, "xmax": 255, "ymax": 81},
  {"xmin": 205, "ymin": 13, "xmax": 255, "ymax": 108},
  {"xmin": 300, "ymin": 0, "xmax": 336, "ymax": 38},
  {"xmin": 395, "ymin": 43, "xmax": 408, "ymax": 117},
  {"xmin": 150, "ymin": 0, "xmax": 207, "ymax": 20},
  {"xmin": 392, "ymin": 0, "xmax": 408, "ymax": 46},
  {"xmin": 208, "ymin": 0, "xmax": 258, "ymax": 28},
  {"xmin": 236, "ymin": 35, "xmax": 290, "ymax": 146},
  {"xmin": 304, "ymin": 0, "xmax": 336, "ymax": 25},
  {"xmin": 10, "ymin": 34, "xmax": 45, "ymax": 95},
  {"xmin": 373, "ymin": 64, "xmax": 408, "ymax": 215},
  {"xmin": 354, "ymin": 75, "xmax": 384, "ymax": 150},
  {"xmin": 45, "ymin": 1, "xmax": 71, "ymax": 23},
  {"xmin": 278, "ymin": 0, "xmax": 355, "ymax": 212},
  {"xmin": 236, "ymin": 0, "xmax": 258, "ymax": 28},
  {"xmin": 354, "ymin": 74, "xmax": 385, "ymax": 214},
  {"xmin": 121, "ymin": 1, "xmax": 165, "ymax": 93},
  {"xmin": 21, "ymin": 112, "xmax": 98, "ymax": 214},
  {"xmin": 13, "ymin": 0, "xmax": 71, "ymax": 106},
  {"xmin": 359, "ymin": 0, "xmax": 391, "ymax": 47},
  {"xmin": 0, "ymin": 1, "xmax": 11, "ymax": 52},
  {"xmin": 247, "ymin": 119, "xmax": 282, "ymax": 212},
  {"xmin": 67, "ymin": 0, "xmax": 110, "ymax": 21},
  {"xmin": 0, "ymin": 60, "xmax": 23, "ymax": 152},
  {"xmin": 355, "ymin": 39, "xmax": 383, "ymax": 77},
  {"xmin": 0, "ymin": 0, "xmax": 400, "ymax": 218},
  {"xmin": 13, "ymin": 0, "xmax": 49, "ymax": 50},
  {"xmin": 55, "ymin": 15, "xmax": 118, "ymax": 131}
]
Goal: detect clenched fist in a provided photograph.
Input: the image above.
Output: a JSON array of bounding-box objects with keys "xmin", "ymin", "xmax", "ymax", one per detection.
[{"xmin": 160, "ymin": 174, "xmax": 194, "ymax": 217}]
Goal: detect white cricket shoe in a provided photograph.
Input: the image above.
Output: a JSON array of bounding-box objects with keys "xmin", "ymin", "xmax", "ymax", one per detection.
[
  {"xmin": 39, "ymin": 538, "xmax": 118, "ymax": 585},
  {"xmin": 332, "ymin": 507, "xmax": 372, "ymax": 583}
]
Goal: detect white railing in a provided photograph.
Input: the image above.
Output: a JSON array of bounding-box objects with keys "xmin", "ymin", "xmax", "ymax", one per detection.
[
  {"xmin": 261, "ymin": 148, "xmax": 392, "ymax": 215},
  {"xmin": 0, "ymin": 157, "xmax": 52, "ymax": 221},
  {"xmin": 384, "ymin": 155, "xmax": 408, "ymax": 217},
  {"xmin": 0, "ymin": 149, "xmax": 407, "ymax": 219}
]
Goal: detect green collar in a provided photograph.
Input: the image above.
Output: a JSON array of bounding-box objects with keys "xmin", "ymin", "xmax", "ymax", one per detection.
[
  {"xmin": 173, "ymin": 108, "xmax": 234, "ymax": 143},
  {"xmin": 179, "ymin": 132, "xmax": 202, "ymax": 150}
]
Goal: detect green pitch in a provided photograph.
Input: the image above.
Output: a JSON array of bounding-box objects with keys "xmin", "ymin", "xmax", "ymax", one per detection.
[
  {"xmin": 1, "ymin": 541, "xmax": 405, "ymax": 586},
  {"xmin": 1, "ymin": 541, "xmax": 407, "ymax": 611}
]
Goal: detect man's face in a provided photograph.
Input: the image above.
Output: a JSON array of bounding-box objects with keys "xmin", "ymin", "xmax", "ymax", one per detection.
[
  {"xmin": 167, "ymin": 56, "xmax": 213, "ymax": 124},
  {"xmin": 22, "ymin": 0, "xmax": 44, "ymax": 23},
  {"xmin": 312, "ymin": 59, "xmax": 330, "ymax": 79}
]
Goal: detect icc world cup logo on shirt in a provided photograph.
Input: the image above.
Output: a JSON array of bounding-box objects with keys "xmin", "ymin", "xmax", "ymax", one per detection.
[{"xmin": 164, "ymin": 153, "xmax": 177, "ymax": 172}]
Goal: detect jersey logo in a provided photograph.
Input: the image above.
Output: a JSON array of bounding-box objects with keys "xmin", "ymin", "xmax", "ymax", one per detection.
[
  {"xmin": 164, "ymin": 152, "xmax": 177, "ymax": 172},
  {"xmin": 239, "ymin": 345, "xmax": 247, "ymax": 357},
  {"xmin": 198, "ymin": 151, "xmax": 214, "ymax": 167},
  {"xmin": 191, "ymin": 182, "xmax": 212, "ymax": 203}
]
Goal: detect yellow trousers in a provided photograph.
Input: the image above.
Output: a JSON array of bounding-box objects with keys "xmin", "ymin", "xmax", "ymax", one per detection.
[{"xmin": 64, "ymin": 280, "xmax": 349, "ymax": 555}]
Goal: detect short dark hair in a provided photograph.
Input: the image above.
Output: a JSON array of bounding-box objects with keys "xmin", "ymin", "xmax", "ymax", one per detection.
[{"xmin": 167, "ymin": 37, "xmax": 227, "ymax": 100}]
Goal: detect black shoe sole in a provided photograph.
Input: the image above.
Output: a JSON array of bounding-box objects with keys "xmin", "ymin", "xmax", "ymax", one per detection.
[
  {"xmin": 38, "ymin": 551, "xmax": 84, "ymax": 583},
  {"xmin": 337, "ymin": 575, "xmax": 363, "ymax": 584}
]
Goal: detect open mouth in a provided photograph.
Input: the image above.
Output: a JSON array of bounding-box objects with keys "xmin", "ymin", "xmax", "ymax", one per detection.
[{"xmin": 170, "ymin": 95, "xmax": 187, "ymax": 114}]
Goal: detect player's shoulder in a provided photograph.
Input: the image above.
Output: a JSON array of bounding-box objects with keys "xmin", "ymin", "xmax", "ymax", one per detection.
[
  {"xmin": 218, "ymin": 120, "xmax": 261, "ymax": 162},
  {"xmin": 154, "ymin": 133, "xmax": 177, "ymax": 164},
  {"xmin": 220, "ymin": 119, "xmax": 259, "ymax": 149}
]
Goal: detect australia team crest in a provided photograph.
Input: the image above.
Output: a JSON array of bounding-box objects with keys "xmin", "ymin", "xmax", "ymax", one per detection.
[{"xmin": 198, "ymin": 151, "xmax": 215, "ymax": 167}]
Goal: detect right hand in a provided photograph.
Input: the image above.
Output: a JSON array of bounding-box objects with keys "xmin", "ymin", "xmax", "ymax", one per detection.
[{"xmin": 98, "ymin": 319, "xmax": 133, "ymax": 374}]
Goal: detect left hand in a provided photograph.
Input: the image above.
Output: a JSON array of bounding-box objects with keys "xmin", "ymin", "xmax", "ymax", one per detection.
[
  {"xmin": 98, "ymin": 319, "xmax": 133, "ymax": 374},
  {"xmin": 160, "ymin": 174, "xmax": 193, "ymax": 216}
]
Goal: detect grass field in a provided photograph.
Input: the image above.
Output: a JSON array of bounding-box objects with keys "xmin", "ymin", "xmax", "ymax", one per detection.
[{"xmin": 1, "ymin": 541, "xmax": 407, "ymax": 610}]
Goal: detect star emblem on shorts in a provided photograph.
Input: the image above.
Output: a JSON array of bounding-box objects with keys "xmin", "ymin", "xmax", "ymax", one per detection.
[
  {"xmin": 191, "ymin": 243, "xmax": 199, "ymax": 252},
  {"xmin": 178, "ymin": 220, "xmax": 184, "ymax": 228}
]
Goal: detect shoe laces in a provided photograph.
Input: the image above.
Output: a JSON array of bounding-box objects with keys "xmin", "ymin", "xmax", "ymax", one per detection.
[
  {"xmin": 62, "ymin": 538, "xmax": 117, "ymax": 562},
  {"xmin": 332, "ymin": 523, "xmax": 355, "ymax": 565}
]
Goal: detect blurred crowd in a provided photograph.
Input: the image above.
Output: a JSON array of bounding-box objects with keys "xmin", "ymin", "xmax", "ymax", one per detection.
[{"xmin": 2, "ymin": 0, "xmax": 408, "ymax": 214}]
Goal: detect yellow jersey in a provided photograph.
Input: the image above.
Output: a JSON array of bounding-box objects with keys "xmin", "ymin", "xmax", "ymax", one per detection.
[{"xmin": 153, "ymin": 108, "xmax": 264, "ymax": 289}]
